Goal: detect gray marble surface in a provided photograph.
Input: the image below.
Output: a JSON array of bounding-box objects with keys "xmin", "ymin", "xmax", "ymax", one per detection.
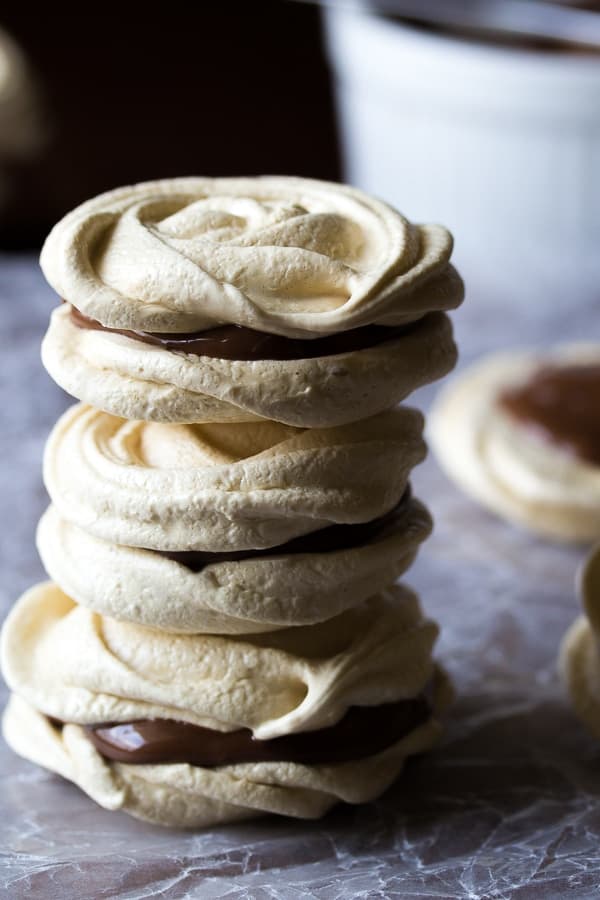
[{"xmin": 1, "ymin": 254, "xmax": 599, "ymax": 899}]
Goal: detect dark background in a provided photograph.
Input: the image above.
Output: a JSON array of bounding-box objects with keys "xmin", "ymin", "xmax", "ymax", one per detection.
[{"xmin": 0, "ymin": 1, "xmax": 340, "ymax": 247}]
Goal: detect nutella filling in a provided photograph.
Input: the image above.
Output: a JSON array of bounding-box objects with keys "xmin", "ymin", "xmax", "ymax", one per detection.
[
  {"xmin": 499, "ymin": 363, "xmax": 600, "ymax": 465},
  {"xmin": 69, "ymin": 304, "xmax": 414, "ymax": 361},
  {"xmin": 151, "ymin": 487, "xmax": 418, "ymax": 571},
  {"xmin": 81, "ymin": 694, "xmax": 431, "ymax": 767}
]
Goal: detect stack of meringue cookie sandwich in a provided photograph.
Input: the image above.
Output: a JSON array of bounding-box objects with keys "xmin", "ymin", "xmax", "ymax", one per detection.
[{"xmin": 1, "ymin": 177, "xmax": 464, "ymax": 828}]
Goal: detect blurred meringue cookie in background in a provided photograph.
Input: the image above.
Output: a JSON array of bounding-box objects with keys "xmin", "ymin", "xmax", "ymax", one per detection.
[
  {"xmin": 1, "ymin": 582, "xmax": 451, "ymax": 827},
  {"xmin": 560, "ymin": 544, "xmax": 600, "ymax": 740},
  {"xmin": 40, "ymin": 176, "xmax": 462, "ymax": 426},
  {"xmin": 428, "ymin": 345, "xmax": 600, "ymax": 542}
]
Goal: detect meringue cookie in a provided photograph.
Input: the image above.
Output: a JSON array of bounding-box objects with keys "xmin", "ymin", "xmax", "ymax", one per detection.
[
  {"xmin": 37, "ymin": 498, "xmax": 432, "ymax": 633},
  {"xmin": 1, "ymin": 582, "xmax": 449, "ymax": 826},
  {"xmin": 44, "ymin": 403, "xmax": 426, "ymax": 551},
  {"xmin": 41, "ymin": 304, "xmax": 457, "ymax": 427},
  {"xmin": 560, "ymin": 544, "xmax": 600, "ymax": 738},
  {"xmin": 1, "ymin": 582, "xmax": 439, "ymax": 740},
  {"xmin": 428, "ymin": 346, "xmax": 600, "ymax": 542},
  {"xmin": 2, "ymin": 687, "xmax": 447, "ymax": 827},
  {"xmin": 40, "ymin": 176, "xmax": 463, "ymax": 336}
]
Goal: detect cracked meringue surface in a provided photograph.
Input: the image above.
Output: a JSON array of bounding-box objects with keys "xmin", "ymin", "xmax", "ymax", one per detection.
[{"xmin": 429, "ymin": 346, "xmax": 600, "ymax": 543}]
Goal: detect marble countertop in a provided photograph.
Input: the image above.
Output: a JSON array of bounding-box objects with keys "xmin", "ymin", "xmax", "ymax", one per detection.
[{"xmin": 1, "ymin": 254, "xmax": 599, "ymax": 899}]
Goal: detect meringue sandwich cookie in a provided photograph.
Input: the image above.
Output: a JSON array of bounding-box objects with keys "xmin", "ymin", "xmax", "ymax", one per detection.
[
  {"xmin": 43, "ymin": 403, "xmax": 426, "ymax": 553},
  {"xmin": 1, "ymin": 582, "xmax": 451, "ymax": 827},
  {"xmin": 41, "ymin": 304, "xmax": 457, "ymax": 427},
  {"xmin": 40, "ymin": 176, "xmax": 463, "ymax": 427},
  {"xmin": 429, "ymin": 346, "xmax": 600, "ymax": 542},
  {"xmin": 37, "ymin": 493, "xmax": 432, "ymax": 634},
  {"xmin": 560, "ymin": 544, "xmax": 600, "ymax": 740}
]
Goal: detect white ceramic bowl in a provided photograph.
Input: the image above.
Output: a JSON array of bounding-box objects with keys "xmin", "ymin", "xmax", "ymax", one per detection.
[{"xmin": 324, "ymin": 8, "xmax": 600, "ymax": 304}]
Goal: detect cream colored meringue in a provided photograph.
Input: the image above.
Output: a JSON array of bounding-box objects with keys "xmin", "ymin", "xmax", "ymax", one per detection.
[
  {"xmin": 37, "ymin": 498, "xmax": 432, "ymax": 633},
  {"xmin": 1, "ymin": 582, "xmax": 439, "ymax": 740},
  {"xmin": 3, "ymin": 687, "xmax": 448, "ymax": 826},
  {"xmin": 560, "ymin": 543, "xmax": 600, "ymax": 738},
  {"xmin": 428, "ymin": 346, "xmax": 600, "ymax": 542},
  {"xmin": 41, "ymin": 304, "xmax": 457, "ymax": 427},
  {"xmin": 44, "ymin": 403, "xmax": 426, "ymax": 551},
  {"xmin": 40, "ymin": 176, "xmax": 463, "ymax": 336}
]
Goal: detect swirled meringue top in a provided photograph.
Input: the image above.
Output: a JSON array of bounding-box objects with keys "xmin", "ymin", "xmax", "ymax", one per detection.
[
  {"xmin": 44, "ymin": 403, "xmax": 425, "ymax": 551},
  {"xmin": 1, "ymin": 582, "xmax": 438, "ymax": 740},
  {"xmin": 40, "ymin": 176, "xmax": 463, "ymax": 337}
]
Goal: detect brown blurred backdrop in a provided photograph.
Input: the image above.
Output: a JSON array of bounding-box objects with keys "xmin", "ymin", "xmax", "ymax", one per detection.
[{"xmin": 0, "ymin": 0, "xmax": 340, "ymax": 248}]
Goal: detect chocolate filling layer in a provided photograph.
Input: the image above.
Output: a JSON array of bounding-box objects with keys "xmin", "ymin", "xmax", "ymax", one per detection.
[
  {"xmin": 152, "ymin": 487, "xmax": 418, "ymax": 571},
  {"xmin": 83, "ymin": 694, "xmax": 431, "ymax": 767},
  {"xmin": 69, "ymin": 304, "xmax": 413, "ymax": 361},
  {"xmin": 499, "ymin": 363, "xmax": 600, "ymax": 465}
]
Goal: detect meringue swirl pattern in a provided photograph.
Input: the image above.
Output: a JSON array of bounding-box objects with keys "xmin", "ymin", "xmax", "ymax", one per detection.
[
  {"xmin": 2, "ymin": 583, "xmax": 438, "ymax": 739},
  {"xmin": 40, "ymin": 177, "xmax": 463, "ymax": 336},
  {"xmin": 44, "ymin": 403, "xmax": 426, "ymax": 552}
]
